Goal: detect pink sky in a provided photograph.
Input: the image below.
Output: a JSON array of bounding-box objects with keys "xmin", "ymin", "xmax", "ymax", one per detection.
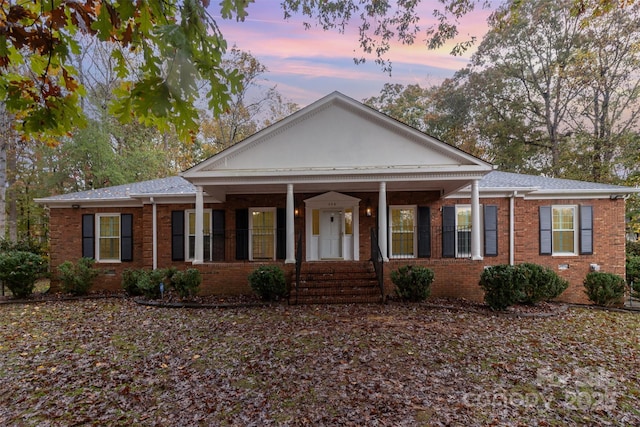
[{"xmin": 215, "ymin": 2, "xmax": 493, "ymax": 107}]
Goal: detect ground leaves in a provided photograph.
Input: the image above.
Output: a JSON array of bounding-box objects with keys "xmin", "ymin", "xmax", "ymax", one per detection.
[{"xmin": 0, "ymin": 300, "xmax": 638, "ymax": 425}]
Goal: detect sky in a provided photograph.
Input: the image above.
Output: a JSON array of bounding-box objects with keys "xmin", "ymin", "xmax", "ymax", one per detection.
[{"xmin": 214, "ymin": 2, "xmax": 494, "ymax": 107}]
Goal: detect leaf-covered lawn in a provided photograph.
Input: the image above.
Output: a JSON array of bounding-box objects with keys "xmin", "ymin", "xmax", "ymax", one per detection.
[{"xmin": 1, "ymin": 300, "xmax": 638, "ymax": 426}]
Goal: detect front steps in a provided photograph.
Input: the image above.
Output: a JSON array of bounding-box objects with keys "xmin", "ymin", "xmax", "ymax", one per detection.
[{"xmin": 289, "ymin": 261, "xmax": 384, "ymax": 305}]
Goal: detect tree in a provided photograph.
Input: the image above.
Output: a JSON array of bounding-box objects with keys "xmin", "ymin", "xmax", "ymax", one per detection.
[
  {"xmin": 199, "ymin": 49, "xmax": 298, "ymax": 158},
  {"xmin": 564, "ymin": 3, "xmax": 640, "ymax": 183},
  {"xmin": 467, "ymin": 0, "xmax": 584, "ymax": 176},
  {"xmin": 0, "ymin": 0, "xmax": 247, "ymax": 143}
]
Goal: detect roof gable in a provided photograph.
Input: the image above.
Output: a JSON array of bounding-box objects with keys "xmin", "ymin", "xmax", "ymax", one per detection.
[{"xmin": 183, "ymin": 92, "xmax": 491, "ymax": 177}]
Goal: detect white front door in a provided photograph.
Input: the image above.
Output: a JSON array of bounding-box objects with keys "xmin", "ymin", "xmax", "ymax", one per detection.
[{"xmin": 320, "ymin": 210, "xmax": 343, "ymax": 259}]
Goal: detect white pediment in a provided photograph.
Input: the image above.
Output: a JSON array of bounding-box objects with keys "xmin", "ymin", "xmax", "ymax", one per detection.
[
  {"xmin": 184, "ymin": 92, "xmax": 491, "ymax": 179},
  {"xmin": 304, "ymin": 191, "xmax": 361, "ymax": 207}
]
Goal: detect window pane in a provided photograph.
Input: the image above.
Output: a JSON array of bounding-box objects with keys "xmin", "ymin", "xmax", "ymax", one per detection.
[
  {"xmin": 188, "ymin": 212, "xmax": 196, "ymax": 235},
  {"xmin": 252, "ymin": 210, "xmax": 275, "ymax": 259},
  {"xmin": 345, "ymin": 209, "xmax": 353, "ymax": 235},
  {"xmin": 456, "ymin": 207, "xmax": 471, "ymax": 257},
  {"xmin": 99, "ymin": 216, "xmax": 119, "ymax": 237},
  {"xmin": 552, "ymin": 207, "xmax": 575, "ymax": 253},
  {"xmin": 457, "ymin": 207, "xmax": 471, "ymax": 228},
  {"xmin": 457, "ymin": 231, "xmax": 471, "ymax": 257},
  {"xmin": 553, "ymin": 231, "xmax": 574, "ymax": 253},
  {"xmin": 98, "ymin": 216, "xmax": 120, "ymax": 260},
  {"xmin": 391, "ymin": 208, "xmax": 415, "ymax": 257}
]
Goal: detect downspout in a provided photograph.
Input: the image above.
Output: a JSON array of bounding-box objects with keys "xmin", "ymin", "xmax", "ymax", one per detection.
[
  {"xmin": 510, "ymin": 191, "xmax": 516, "ymax": 266},
  {"xmin": 151, "ymin": 197, "xmax": 157, "ymax": 270}
]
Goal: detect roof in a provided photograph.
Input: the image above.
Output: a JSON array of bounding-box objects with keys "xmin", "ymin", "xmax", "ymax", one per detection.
[
  {"xmin": 35, "ymin": 171, "xmax": 639, "ymax": 207},
  {"xmin": 34, "ymin": 176, "xmax": 196, "ymax": 207}
]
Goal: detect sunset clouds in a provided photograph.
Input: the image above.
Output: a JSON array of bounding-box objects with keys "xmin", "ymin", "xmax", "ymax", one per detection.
[{"xmin": 215, "ymin": 2, "xmax": 493, "ymax": 106}]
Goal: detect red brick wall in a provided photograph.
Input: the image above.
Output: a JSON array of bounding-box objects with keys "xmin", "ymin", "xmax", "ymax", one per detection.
[
  {"xmin": 48, "ymin": 206, "xmax": 146, "ymax": 292},
  {"xmin": 47, "ymin": 193, "xmax": 627, "ymax": 304}
]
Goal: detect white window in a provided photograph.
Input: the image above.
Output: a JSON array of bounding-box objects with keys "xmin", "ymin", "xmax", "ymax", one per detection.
[
  {"xmin": 250, "ymin": 208, "xmax": 276, "ymax": 260},
  {"xmin": 456, "ymin": 205, "xmax": 472, "ymax": 258},
  {"xmin": 390, "ymin": 206, "xmax": 416, "ymax": 258},
  {"xmin": 96, "ymin": 214, "xmax": 120, "ymax": 262},
  {"xmin": 552, "ymin": 205, "xmax": 577, "ymax": 255},
  {"xmin": 186, "ymin": 209, "xmax": 212, "ymax": 261}
]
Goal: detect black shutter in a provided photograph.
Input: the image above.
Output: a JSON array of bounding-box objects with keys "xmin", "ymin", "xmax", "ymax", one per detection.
[
  {"xmin": 417, "ymin": 207, "xmax": 431, "ymax": 258},
  {"xmin": 212, "ymin": 210, "xmax": 225, "ymax": 261},
  {"xmin": 171, "ymin": 211, "xmax": 185, "ymax": 261},
  {"xmin": 539, "ymin": 206, "xmax": 552, "ymax": 255},
  {"xmin": 120, "ymin": 214, "xmax": 133, "ymax": 262},
  {"xmin": 82, "ymin": 214, "xmax": 95, "ymax": 259},
  {"xmin": 580, "ymin": 205, "xmax": 593, "ymax": 255},
  {"xmin": 276, "ymin": 208, "xmax": 286, "ymax": 260},
  {"xmin": 442, "ymin": 206, "xmax": 455, "ymax": 258},
  {"xmin": 236, "ymin": 209, "xmax": 249, "ymax": 260},
  {"xmin": 483, "ymin": 205, "xmax": 498, "ymax": 257}
]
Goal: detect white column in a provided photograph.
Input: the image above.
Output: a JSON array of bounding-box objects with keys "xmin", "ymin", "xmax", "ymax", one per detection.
[
  {"xmin": 194, "ymin": 186, "xmax": 204, "ymax": 264},
  {"xmin": 510, "ymin": 192, "xmax": 516, "ymax": 265},
  {"xmin": 378, "ymin": 181, "xmax": 388, "ymax": 261},
  {"xmin": 285, "ymin": 183, "xmax": 295, "ymax": 263},
  {"xmin": 471, "ymin": 179, "xmax": 482, "ymax": 260},
  {"xmin": 151, "ymin": 198, "xmax": 157, "ymax": 270}
]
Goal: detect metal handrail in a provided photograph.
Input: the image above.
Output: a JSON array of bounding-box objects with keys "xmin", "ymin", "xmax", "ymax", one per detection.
[{"xmin": 370, "ymin": 228, "xmax": 384, "ymax": 302}]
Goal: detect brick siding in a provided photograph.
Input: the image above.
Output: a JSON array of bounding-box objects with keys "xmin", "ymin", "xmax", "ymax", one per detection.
[{"xmin": 48, "ymin": 192, "xmax": 627, "ymax": 305}]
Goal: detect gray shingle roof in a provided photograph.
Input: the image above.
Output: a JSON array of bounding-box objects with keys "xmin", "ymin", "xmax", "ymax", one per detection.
[
  {"xmin": 36, "ymin": 176, "xmax": 195, "ymax": 202},
  {"xmin": 480, "ymin": 171, "xmax": 635, "ymax": 192},
  {"xmin": 35, "ymin": 171, "xmax": 637, "ymax": 204}
]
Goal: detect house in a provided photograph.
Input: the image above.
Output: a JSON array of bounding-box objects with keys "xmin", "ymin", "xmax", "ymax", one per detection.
[{"xmin": 36, "ymin": 92, "xmax": 639, "ymax": 304}]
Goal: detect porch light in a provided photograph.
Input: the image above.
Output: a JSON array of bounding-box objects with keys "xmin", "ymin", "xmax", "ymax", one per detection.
[
  {"xmin": 295, "ymin": 208, "xmax": 300, "ymax": 217},
  {"xmin": 365, "ymin": 202, "xmax": 372, "ymax": 217}
]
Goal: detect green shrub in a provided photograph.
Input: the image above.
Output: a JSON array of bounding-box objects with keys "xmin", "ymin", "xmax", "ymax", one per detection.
[
  {"xmin": 0, "ymin": 251, "xmax": 47, "ymax": 298},
  {"xmin": 479, "ymin": 265, "xmax": 526, "ymax": 310},
  {"xmin": 171, "ymin": 268, "xmax": 201, "ymax": 299},
  {"xmin": 626, "ymin": 240, "xmax": 640, "ymax": 257},
  {"xmin": 584, "ymin": 272, "xmax": 626, "ymax": 307},
  {"xmin": 248, "ymin": 265, "xmax": 287, "ymax": 301},
  {"xmin": 626, "ymin": 255, "xmax": 640, "ymax": 288},
  {"xmin": 518, "ymin": 263, "xmax": 569, "ymax": 305},
  {"xmin": 57, "ymin": 257, "xmax": 101, "ymax": 296},
  {"xmin": 121, "ymin": 268, "xmax": 145, "ymax": 296},
  {"xmin": 391, "ymin": 265, "xmax": 434, "ymax": 302},
  {"xmin": 136, "ymin": 271, "xmax": 161, "ymax": 299},
  {"xmin": 122, "ymin": 268, "xmax": 177, "ymax": 299},
  {"xmin": 0, "ymin": 237, "xmax": 46, "ymax": 256},
  {"xmin": 632, "ymin": 281, "xmax": 640, "ymax": 299}
]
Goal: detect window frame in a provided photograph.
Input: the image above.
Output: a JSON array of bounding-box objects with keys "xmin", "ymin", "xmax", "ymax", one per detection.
[
  {"xmin": 552, "ymin": 205, "xmax": 578, "ymax": 256},
  {"xmin": 185, "ymin": 209, "xmax": 213, "ymax": 261},
  {"xmin": 389, "ymin": 205, "xmax": 417, "ymax": 259},
  {"xmin": 249, "ymin": 207, "xmax": 277, "ymax": 261},
  {"xmin": 95, "ymin": 213, "xmax": 121, "ymax": 262}
]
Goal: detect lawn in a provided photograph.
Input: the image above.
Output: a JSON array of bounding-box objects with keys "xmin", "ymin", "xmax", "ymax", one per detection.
[{"xmin": 1, "ymin": 299, "xmax": 639, "ymax": 426}]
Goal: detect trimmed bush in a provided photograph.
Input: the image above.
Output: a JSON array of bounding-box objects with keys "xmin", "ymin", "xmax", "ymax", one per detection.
[
  {"xmin": 518, "ymin": 263, "xmax": 569, "ymax": 305},
  {"xmin": 479, "ymin": 265, "xmax": 526, "ymax": 310},
  {"xmin": 248, "ymin": 265, "xmax": 287, "ymax": 301},
  {"xmin": 0, "ymin": 251, "xmax": 47, "ymax": 298},
  {"xmin": 584, "ymin": 272, "xmax": 626, "ymax": 307},
  {"xmin": 57, "ymin": 257, "xmax": 101, "ymax": 296},
  {"xmin": 122, "ymin": 268, "xmax": 146, "ymax": 296},
  {"xmin": 171, "ymin": 268, "xmax": 201, "ymax": 299},
  {"xmin": 391, "ymin": 265, "xmax": 434, "ymax": 302}
]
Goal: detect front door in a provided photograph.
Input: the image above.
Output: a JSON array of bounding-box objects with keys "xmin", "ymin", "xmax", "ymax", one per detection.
[{"xmin": 320, "ymin": 210, "xmax": 343, "ymax": 259}]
